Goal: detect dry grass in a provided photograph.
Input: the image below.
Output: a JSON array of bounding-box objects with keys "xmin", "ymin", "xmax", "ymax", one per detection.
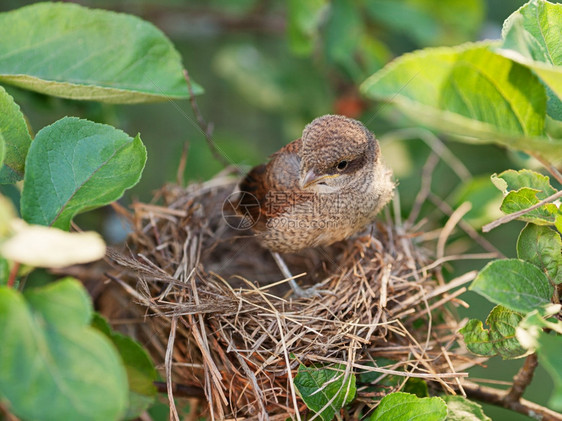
[{"xmin": 104, "ymin": 165, "xmax": 488, "ymax": 420}]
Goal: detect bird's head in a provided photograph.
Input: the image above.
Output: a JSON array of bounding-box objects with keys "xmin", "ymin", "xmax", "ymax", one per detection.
[{"xmin": 299, "ymin": 115, "xmax": 377, "ymax": 192}]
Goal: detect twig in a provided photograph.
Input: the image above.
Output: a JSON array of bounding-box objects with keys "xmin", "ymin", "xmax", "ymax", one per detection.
[
  {"xmin": 183, "ymin": 69, "xmax": 232, "ymax": 168},
  {"xmin": 506, "ymin": 353, "xmax": 538, "ymax": 403},
  {"xmin": 530, "ymin": 152, "xmax": 562, "ymax": 184},
  {"xmin": 407, "ymin": 152, "xmax": 439, "ymax": 227},
  {"xmin": 0, "ymin": 402, "xmax": 19, "ymax": 421},
  {"xmin": 458, "ymin": 381, "xmax": 562, "ymax": 421},
  {"xmin": 482, "ymin": 189, "xmax": 562, "ymax": 232},
  {"xmin": 381, "ymin": 128, "xmax": 471, "ymax": 180},
  {"xmin": 176, "ymin": 142, "xmax": 189, "ymax": 186},
  {"xmin": 154, "ymin": 381, "xmax": 206, "ymax": 399},
  {"xmin": 429, "ymin": 193, "xmax": 505, "ymax": 257},
  {"xmin": 7, "ymin": 262, "xmax": 20, "ymax": 288},
  {"xmin": 437, "ymin": 201, "xmax": 472, "ymax": 260},
  {"xmin": 141, "ymin": 6, "xmax": 286, "ymax": 35}
]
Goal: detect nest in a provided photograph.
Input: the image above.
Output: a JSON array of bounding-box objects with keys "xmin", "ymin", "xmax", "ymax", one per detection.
[{"xmin": 104, "ymin": 167, "xmax": 477, "ymax": 420}]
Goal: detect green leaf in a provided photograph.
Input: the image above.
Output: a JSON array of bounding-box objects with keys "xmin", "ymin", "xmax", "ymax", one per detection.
[
  {"xmin": 359, "ymin": 359, "xmax": 428, "ymax": 398},
  {"xmin": 498, "ymin": 0, "xmax": 562, "ymax": 103},
  {"xmin": 0, "ymin": 278, "xmax": 128, "ymax": 421},
  {"xmin": 370, "ymin": 392, "xmax": 447, "ymax": 421},
  {"xmin": 361, "ymin": 43, "xmax": 562, "ymax": 160},
  {"xmin": 0, "ymin": 257, "xmax": 9, "ymax": 286},
  {"xmin": 0, "ymin": 85, "xmax": 32, "ymax": 183},
  {"xmin": 0, "ymin": 128, "xmax": 4, "ymax": 172},
  {"xmin": 491, "ymin": 169, "xmax": 556, "ymax": 197},
  {"xmin": 21, "ymin": 117, "xmax": 146, "ymax": 229},
  {"xmin": 294, "ymin": 363, "xmax": 356, "ymax": 421},
  {"xmin": 287, "ymin": 0, "xmax": 326, "ymax": 55},
  {"xmin": 0, "ymin": 193, "xmax": 17, "ymax": 237},
  {"xmin": 403, "ymin": 378, "xmax": 429, "ymax": 398},
  {"xmin": 535, "ymin": 332, "xmax": 562, "ymax": 410},
  {"xmin": 470, "ymin": 259, "xmax": 553, "ymax": 313},
  {"xmin": 459, "ymin": 305, "xmax": 527, "ymax": 359},
  {"xmin": 92, "ymin": 314, "xmax": 157, "ymax": 420},
  {"xmin": 492, "ymin": 170, "xmax": 561, "ymax": 225},
  {"xmin": 556, "ymin": 214, "xmax": 562, "ymax": 232},
  {"xmin": 517, "ymin": 223, "xmax": 562, "ymax": 284},
  {"xmin": 500, "ymin": 188, "xmax": 560, "ymax": 225},
  {"xmin": 0, "ymin": 2, "xmax": 201, "ymax": 103},
  {"xmin": 364, "ymin": 0, "xmax": 484, "ymax": 47},
  {"xmin": 442, "ymin": 395, "xmax": 490, "ymax": 421},
  {"xmin": 24, "ymin": 277, "xmax": 93, "ymax": 326}
]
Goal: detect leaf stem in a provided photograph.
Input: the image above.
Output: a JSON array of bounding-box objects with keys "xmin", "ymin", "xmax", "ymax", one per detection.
[
  {"xmin": 183, "ymin": 69, "xmax": 232, "ymax": 169},
  {"xmin": 482, "ymin": 189, "xmax": 562, "ymax": 232}
]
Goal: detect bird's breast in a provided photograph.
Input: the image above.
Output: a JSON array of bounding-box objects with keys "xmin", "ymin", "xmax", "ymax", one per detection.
[{"xmin": 260, "ymin": 185, "xmax": 378, "ymax": 253}]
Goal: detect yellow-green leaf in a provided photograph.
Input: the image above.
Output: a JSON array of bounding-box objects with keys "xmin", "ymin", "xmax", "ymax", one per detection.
[
  {"xmin": 0, "ymin": 86, "xmax": 32, "ymax": 182},
  {"xmin": 498, "ymin": 0, "xmax": 562, "ymax": 103},
  {"xmin": 0, "ymin": 3, "xmax": 202, "ymax": 103},
  {"xmin": 361, "ymin": 43, "xmax": 562, "ymax": 160}
]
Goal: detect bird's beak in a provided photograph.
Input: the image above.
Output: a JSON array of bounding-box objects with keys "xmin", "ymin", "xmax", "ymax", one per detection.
[{"xmin": 300, "ymin": 169, "xmax": 333, "ymax": 189}]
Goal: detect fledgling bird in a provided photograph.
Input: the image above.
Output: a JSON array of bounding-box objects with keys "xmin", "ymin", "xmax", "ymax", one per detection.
[{"xmin": 235, "ymin": 114, "xmax": 395, "ymax": 295}]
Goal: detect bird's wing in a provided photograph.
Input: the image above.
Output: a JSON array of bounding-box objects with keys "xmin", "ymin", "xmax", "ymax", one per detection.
[
  {"xmin": 266, "ymin": 138, "xmax": 302, "ymax": 191},
  {"xmin": 238, "ymin": 138, "xmax": 302, "ymax": 227}
]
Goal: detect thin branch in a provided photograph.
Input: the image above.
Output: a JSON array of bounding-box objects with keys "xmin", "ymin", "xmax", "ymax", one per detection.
[
  {"xmin": 7, "ymin": 262, "xmax": 20, "ymax": 288},
  {"xmin": 429, "ymin": 193, "xmax": 505, "ymax": 257},
  {"xmin": 0, "ymin": 402, "xmax": 19, "ymax": 421},
  {"xmin": 482, "ymin": 189, "xmax": 562, "ymax": 232},
  {"xmin": 183, "ymin": 69, "xmax": 232, "ymax": 169},
  {"xmin": 530, "ymin": 152, "xmax": 562, "ymax": 185},
  {"xmin": 381, "ymin": 128, "xmax": 471, "ymax": 180},
  {"xmin": 406, "ymin": 152, "xmax": 439, "ymax": 227},
  {"xmin": 139, "ymin": 6, "xmax": 286, "ymax": 35},
  {"xmin": 459, "ymin": 381, "xmax": 562, "ymax": 421},
  {"xmin": 154, "ymin": 381, "xmax": 206, "ymax": 399},
  {"xmin": 176, "ymin": 142, "xmax": 189, "ymax": 186},
  {"xmin": 506, "ymin": 353, "xmax": 538, "ymax": 403}
]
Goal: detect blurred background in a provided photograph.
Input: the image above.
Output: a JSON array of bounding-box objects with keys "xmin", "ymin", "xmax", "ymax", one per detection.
[{"xmin": 0, "ymin": 1, "xmax": 559, "ymax": 419}]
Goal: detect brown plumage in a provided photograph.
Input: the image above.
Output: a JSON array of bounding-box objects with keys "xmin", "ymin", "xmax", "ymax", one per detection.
[{"xmin": 238, "ymin": 114, "xmax": 394, "ymax": 254}]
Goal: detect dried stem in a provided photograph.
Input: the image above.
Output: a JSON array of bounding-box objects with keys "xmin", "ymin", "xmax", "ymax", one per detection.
[
  {"xmin": 429, "ymin": 193, "xmax": 504, "ymax": 257},
  {"xmin": 530, "ymin": 152, "xmax": 562, "ymax": 185},
  {"xmin": 406, "ymin": 152, "xmax": 439, "ymax": 227},
  {"xmin": 166, "ymin": 316, "xmax": 180, "ymax": 421},
  {"xmin": 381, "ymin": 128, "xmax": 470, "ymax": 180},
  {"xmin": 459, "ymin": 381, "xmax": 562, "ymax": 421},
  {"xmin": 505, "ymin": 353, "xmax": 538, "ymax": 403},
  {"xmin": 153, "ymin": 381, "xmax": 206, "ymax": 399},
  {"xmin": 183, "ymin": 69, "xmax": 232, "ymax": 169},
  {"xmin": 482, "ymin": 189, "xmax": 562, "ymax": 232},
  {"xmin": 176, "ymin": 142, "xmax": 189, "ymax": 186}
]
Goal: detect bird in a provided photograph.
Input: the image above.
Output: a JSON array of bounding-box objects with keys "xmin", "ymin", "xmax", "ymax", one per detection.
[{"xmin": 234, "ymin": 114, "xmax": 395, "ymax": 296}]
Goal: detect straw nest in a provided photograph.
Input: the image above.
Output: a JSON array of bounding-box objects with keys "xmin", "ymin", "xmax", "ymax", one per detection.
[{"xmin": 104, "ymin": 167, "xmax": 476, "ymax": 420}]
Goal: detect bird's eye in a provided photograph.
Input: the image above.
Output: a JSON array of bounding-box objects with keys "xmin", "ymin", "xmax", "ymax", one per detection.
[{"xmin": 336, "ymin": 160, "xmax": 348, "ymax": 171}]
